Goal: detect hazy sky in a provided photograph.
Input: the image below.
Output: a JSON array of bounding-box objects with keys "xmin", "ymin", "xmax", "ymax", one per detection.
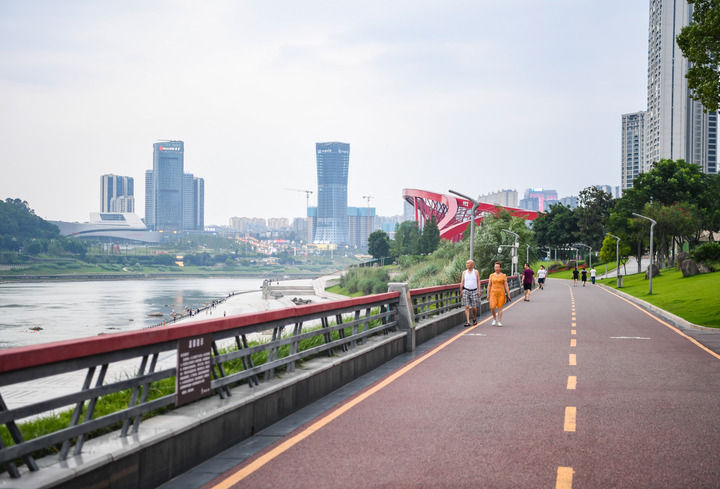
[{"xmin": 0, "ymin": 1, "xmax": 649, "ymax": 225}]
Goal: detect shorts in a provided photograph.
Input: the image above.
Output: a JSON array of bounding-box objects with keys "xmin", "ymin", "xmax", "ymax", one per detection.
[
  {"xmin": 538, "ymin": 278, "xmax": 545, "ymax": 284},
  {"xmin": 462, "ymin": 288, "xmax": 480, "ymax": 308},
  {"xmin": 523, "ymin": 282, "xmax": 532, "ymax": 290}
]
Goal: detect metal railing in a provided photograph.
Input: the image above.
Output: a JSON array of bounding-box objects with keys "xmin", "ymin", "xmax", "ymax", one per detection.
[
  {"xmin": 0, "ymin": 292, "xmax": 400, "ymax": 479},
  {"xmin": 410, "ymin": 276, "xmax": 520, "ymax": 323}
]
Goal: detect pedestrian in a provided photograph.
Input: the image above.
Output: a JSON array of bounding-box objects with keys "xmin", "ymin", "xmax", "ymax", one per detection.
[
  {"xmin": 590, "ymin": 266, "xmax": 596, "ymax": 285},
  {"xmin": 460, "ymin": 259, "xmax": 481, "ymax": 327},
  {"xmin": 581, "ymin": 267, "xmax": 588, "ymax": 287},
  {"xmin": 572, "ymin": 267, "xmax": 579, "ymax": 287},
  {"xmin": 488, "ymin": 261, "xmax": 511, "ymax": 326},
  {"xmin": 537, "ymin": 265, "xmax": 547, "ymax": 289},
  {"xmin": 522, "ymin": 263, "xmax": 534, "ymax": 302}
]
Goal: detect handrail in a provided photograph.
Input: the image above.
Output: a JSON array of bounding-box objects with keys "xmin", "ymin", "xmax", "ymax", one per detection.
[{"xmin": 0, "ymin": 292, "xmax": 402, "ymax": 479}]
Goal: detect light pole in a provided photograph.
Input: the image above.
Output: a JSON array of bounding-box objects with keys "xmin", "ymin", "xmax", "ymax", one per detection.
[
  {"xmin": 526, "ymin": 244, "xmax": 530, "ymax": 265},
  {"xmin": 632, "ymin": 212, "xmax": 657, "ymax": 294},
  {"xmin": 449, "ymin": 189, "xmax": 479, "ymax": 262},
  {"xmin": 606, "ymin": 233, "xmax": 621, "ymax": 288},
  {"xmin": 362, "ymin": 195, "xmax": 373, "ymax": 249},
  {"xmin": 502, "ymin": 229, "xmax": 519, "ymax": 276}
]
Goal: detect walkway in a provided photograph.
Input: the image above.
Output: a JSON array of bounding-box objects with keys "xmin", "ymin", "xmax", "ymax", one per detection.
[{"xmin": 162, "ymin": 278, "xmax": 720, "ymax": 489}]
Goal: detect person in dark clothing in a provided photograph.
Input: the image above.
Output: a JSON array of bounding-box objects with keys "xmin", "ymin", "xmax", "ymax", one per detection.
[
  {"xmin": 572, "ymin": 267, "xmax": 579, "ymax": 287},
  {"xmin": 581, "ymin": 267, "xmax": 587, "ymax": 287},
  {"xmin": 522, "ymin": 263, "xmax": 534, "ymax": 301}
]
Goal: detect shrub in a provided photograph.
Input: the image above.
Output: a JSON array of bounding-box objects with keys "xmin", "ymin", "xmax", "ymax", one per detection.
[{"xmin": 692, "ymin": 242, "xmax": 720, "ymax": 263}]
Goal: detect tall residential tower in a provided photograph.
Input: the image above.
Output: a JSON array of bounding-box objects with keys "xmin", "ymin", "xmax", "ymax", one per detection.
[
  {"xmin": 645, "ymin": 0, "xmax": 717, "ymax": 174},
  {"xmin": 101, "ymin": 174, "xmax": 135, "ymax": 213},
  {"xmin": 621, "ymin": 111, "xmax": 646, "ymax": 190}
]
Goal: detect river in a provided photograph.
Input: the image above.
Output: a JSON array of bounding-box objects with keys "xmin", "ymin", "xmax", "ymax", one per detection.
[{"xmin": 0, "ymin": 277, "xmax": 264, "ymax": 349}]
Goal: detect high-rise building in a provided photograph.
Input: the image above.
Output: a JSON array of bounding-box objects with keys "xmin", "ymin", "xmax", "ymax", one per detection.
[
  {"xmin": 621, "ymin": 111, "xmax": 646, "ymax": 190},
  {"xmin": 478, "ymin": 189, "xmax": 518, "ymax": 208},
  {"xmin": 145, "ymin": 141, "xmax": 204, "ymax": 232},
  {"xmin": 150, "ymin": 141, "xmax": 184, "ymax": 232},
  {"xmin": 101, "ymin": 174, "xmax": 135, "ymax": 213},
  {"xmin": 519, "ymin": 188, "xmax": 558, "ymax": 212},
  {"xmin": 144, "ymin": 170, "xmax": 154, "ymax": 229},
  {"xmin": 347, "ymin": 207, "xmax": 375, "ymax": 248},
  {"xmin": 194, "ymin": 177, "xmax": 204, "ymax": 231},
  {"xmin": 314, "ymin": 142, "xmax": 350, "ymax": 244},
  {"xmin": 645, "ymin": 0, "xmax": 717, "ymax": 174}
]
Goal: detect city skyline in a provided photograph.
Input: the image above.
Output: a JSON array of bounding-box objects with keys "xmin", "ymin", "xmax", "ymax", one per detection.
[{"xmin": 1, "ymin": 2, "xmax": 648, "ymax": 225}]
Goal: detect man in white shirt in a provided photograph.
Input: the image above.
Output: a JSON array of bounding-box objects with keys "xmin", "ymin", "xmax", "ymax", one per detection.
[
  {"xmin": 590, "ymin": 267, "xmax": 597, "ymax": 285},
  {"xmin": 460, "ymin": 259, "xmax": 481, "ymax": 326}
]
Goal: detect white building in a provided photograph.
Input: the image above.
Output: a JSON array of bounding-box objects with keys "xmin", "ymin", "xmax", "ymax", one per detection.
[
  {"xmin": 478, "ymin": 189, "xmax": 518, "ymax": 208},
  {"xmin": 645, "ymin": 0, "xmax": 717, "ymax": 174},
  {"xmin": 621, "ymin": 111, "xmax": 646, "ymax": 190}
]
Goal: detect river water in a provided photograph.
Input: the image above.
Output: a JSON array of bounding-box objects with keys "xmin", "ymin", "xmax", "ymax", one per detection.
[{"xmin": 0, "ymin": 277, "xmax": 264, "ymax": 349}]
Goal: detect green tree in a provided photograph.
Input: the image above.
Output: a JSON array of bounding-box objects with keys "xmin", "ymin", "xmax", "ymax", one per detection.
[
  {"xmin": 575, "ymin": 186, "xmax": 615, "ymax": 250},
  {"xmin": 532, "ymin": 203, "xmax": 579, "ymax": 249},
  {"xmin": 0, "ymin": 198, "xmax": 59, "ymax": 250},
  {"xmin": 419, "ymin": 216, "xmax": 441, "ymax": 254},
  {"xmin": 627, "ymin": 159, "xmax": 706, "ymax": 207},
  {"xmin": 677, "ymin": 0, "xmax": 720, "ymax": 110},
  {"xmin": 599, "ymin": 235, "xmax": 632, "ymax": 275},
  {"xmin": 473, "ymin": 211, "xmax": 534, "ymax": 278},
  {"xmin": 368, "ymin": 230, "xmax": 391, "ymax": 261},
  {"xmin": 638, "ymin": 202, "xmax": 702, "ymax": 267},
  {"xmin": 392, "ymin": 221, "xmax": 420, "ymax": 258}
]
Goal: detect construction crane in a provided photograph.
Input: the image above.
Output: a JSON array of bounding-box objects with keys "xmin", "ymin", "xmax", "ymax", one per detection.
[{"xmin": 285, "ymin": 188, "xmax": 314, "ymax": 214}]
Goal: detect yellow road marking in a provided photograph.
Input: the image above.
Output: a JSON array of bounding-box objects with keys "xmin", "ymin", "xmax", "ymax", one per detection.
[
  {"xmin": 570, "ymin": 338, "xmax": 576, "ymax": 347},
  {"xmin": 571, "ymin": 322, "xmax": 576, "ymax": 327},
  {"xmin": 599, "ymin": 287, "xmax": 720, "ymax": 361},
  {"xmin": 571, "ymin": 329, "xmax": 576, "ymax": 335},
  {"xmin": 564, "ymin": 406, "xmax": 577, "ymax": 431},
  {"xmin": 569, "ymin": 353, "xmax": 576, "ymax": 365},
  {"xmin": 556, "ymin": 466, "xmax": 574, "ymax": 489},
  {"xmin": 208, "ymin": 293, "xmax": 525, "ymax": 487},
  {"xmin": 567, "ymin": 376, "xmax": 577, "ymax": 389}
]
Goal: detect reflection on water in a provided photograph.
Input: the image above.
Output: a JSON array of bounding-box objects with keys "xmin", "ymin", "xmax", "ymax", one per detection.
[{"xmin": 0, "ymin": 278, "xmax": 263, "ymax": 349}]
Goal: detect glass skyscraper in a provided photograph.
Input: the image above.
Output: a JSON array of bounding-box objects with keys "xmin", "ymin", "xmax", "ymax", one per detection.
[
  {"xmin": 314, "ymin": 142, "xmax": 350, "ymax": 244},
  {"xmin": 101, "ymin": 174, "xmax": 134, "ymax": 213},
  {"xmin": 151, "ymin": 141, "xmax": 184, "ymax": 232}
]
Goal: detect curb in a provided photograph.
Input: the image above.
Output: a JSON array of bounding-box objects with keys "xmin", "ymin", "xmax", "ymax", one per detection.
[{"xmin": 596, "ymin": 283, "xmax": 718, "ymax": 332}]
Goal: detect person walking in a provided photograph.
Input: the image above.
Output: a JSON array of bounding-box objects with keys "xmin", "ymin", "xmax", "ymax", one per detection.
[
  {"xmin": 572, "ymin": 267, "xmax": 579, "ymax": 287},
  {"xmin": 581, "ymin": 267, "xmax": 588, "ymax": 287},
  {"xmin": 460, "ymin": 259, "xmax": 481, "ymax": 327},
  {"xmin": 488, "ymin": 261, "xmax": 511, "ymax": 326},
  {"xmin": 522, "ymin": 263, "xmax": 534, "ymax": 301},
  {"xmin": 537, "ymin": 265, "xmax": 547, "ymax": 289},
  {"xmin": 590, "ymin": 266, "xmax": 596, "ymax": 285}
]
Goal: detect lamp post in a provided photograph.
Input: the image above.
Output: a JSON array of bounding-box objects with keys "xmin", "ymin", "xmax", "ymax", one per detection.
[
  {"xmin": 526, "ymin": 243, "xmax": 530, "ymax": 265},
  {"xmin": 606, "ymin": 233, "xmax": 621, "ymax": 288},
  {"xmin": 449, "ymin": 189, "xmax": 479, "ymax": 262},
  {"xmin": 632, "ymin": 212, "xmax": 657, "ymax": 294},
  {"xmin": 502, "ymin": 229, "xmax": 519, "ymax": 276}
]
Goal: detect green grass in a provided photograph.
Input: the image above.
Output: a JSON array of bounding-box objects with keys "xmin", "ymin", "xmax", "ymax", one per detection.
[
  {"xmin": 598, "ymin": 268, "xmax": 720, "ymax": 328},
  {"xmin": 326, "ymin": 284, "xmax": 365, "ymax": 297}
]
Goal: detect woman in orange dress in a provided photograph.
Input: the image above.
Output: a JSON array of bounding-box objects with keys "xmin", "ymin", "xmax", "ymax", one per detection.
[{"xmin": 487, "ymin": 261, "xmax": 511, "ymax": 326}]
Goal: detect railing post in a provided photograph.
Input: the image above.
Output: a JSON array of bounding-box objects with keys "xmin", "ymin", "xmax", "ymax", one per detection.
[{"xmin": 387, "ymin": 283, "xmax": 415, "ymax": 352}]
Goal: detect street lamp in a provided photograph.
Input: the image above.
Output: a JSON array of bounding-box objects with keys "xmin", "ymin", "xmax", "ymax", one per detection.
[
  {"xmin": 575, "ymin": 243, "xmax": 592, "ymax": 268},
  {"xmin": 606, "ymin": 233, "xmax": 621, "ymax": 288},
  {"xmin": 449, "ymin": 189, "xmax": 479, "ymax": 262},
  {"xmin": 632, "ymin": 212, "xmax": 657, "ymax": 294},
  {"xmin": 502, "ymin": 229, "xmax": 519, "ymax": 276}
]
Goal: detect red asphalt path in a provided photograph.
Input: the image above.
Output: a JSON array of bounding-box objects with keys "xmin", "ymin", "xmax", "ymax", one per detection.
[{"xmin": 203, "ymin": 278, "xmax": 720, "ymax": 489}]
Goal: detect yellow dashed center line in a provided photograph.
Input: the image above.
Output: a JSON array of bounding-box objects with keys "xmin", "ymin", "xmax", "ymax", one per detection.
[
  {"xmin": 556, "ymin": 466, "xmax": 574, "ymax": 489},
  {"xmin": 567, "ymin": 376, "xmax": 577, "ymax": 390},
  {"xmin": 564, "ymin": 406, "xmax": 577, "ymax": 431},
  {"xmin": 570, "ymin": 338, "xmax": 576, "ymax": 347},
  {"xmin": 569, "ymin": 353, "xmax": 576, "ymax": 365},
  {"xmin": 571, "ymin": 329, "xmax": 576, "ymax": 335}
]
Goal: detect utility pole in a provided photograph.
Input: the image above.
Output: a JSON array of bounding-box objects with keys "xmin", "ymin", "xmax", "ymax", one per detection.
[
  {"xmin": 502, "ymin": 229, "xmax": 519, "ymax": 276},
  {"xmin": 362, "ymin": 195, "xmax": 373, "ymax": 248}
]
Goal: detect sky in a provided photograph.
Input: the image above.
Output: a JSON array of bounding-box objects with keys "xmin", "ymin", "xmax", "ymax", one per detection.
[{"xmin": 0, "ymin": 1, "xmax": 649, "ymax": 226}]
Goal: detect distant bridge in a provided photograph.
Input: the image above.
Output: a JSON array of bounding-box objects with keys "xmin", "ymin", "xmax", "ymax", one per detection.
[{"xmin": 402, "ymin": 188, "xmax": 540, "ymax": 241}]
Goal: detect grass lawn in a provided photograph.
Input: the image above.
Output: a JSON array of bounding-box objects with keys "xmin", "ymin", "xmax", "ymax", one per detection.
[{"xmin": 597, "ymin": 268, "xmax": 720, "ymax": 328}]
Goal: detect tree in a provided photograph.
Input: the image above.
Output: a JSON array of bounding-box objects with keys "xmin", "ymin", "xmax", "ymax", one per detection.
[
  {"xmin": 0, "ymin": 198, "xmax": 59, "ymax": 250},
  {"xmin": 628, "ymin": 159, "xmax": 706, "ymax": 207},
  {"xmin": 368, "ymin": 230, "xmax": 391, "ymax": 261},
  {"xmin": 473, "ymin": 211, "xmax": 534, "ymax": 278},
  {"xmin": 532, "ymin": 203, "xmax": 579, "ymax": 250},
  {"xmin": 599, "ymin": 235, "xmax": 632, "ymax": 275},
  {"xmin": 391, "ymin": 221, "xmax": 421, "ymax": 258},
  {"xmin": 419, "ymin": 216, "xmax": 441, "ymax": 254},
  {"xmin": 575, "ymin": 186, "xmax": 615, "ymax": 250},
  {"xmin": 677, "ymin": 0, "xmax": 720, "ymax": 110}
]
